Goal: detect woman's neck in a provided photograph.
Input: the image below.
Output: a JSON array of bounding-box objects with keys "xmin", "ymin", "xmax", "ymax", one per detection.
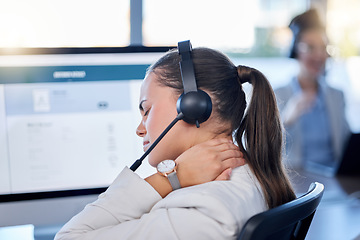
[
  {"xmin": 190, "ymin": 120, "xmax": 233, "ymax": 147},
  {"xmin": 297, "ymin": 72, "xmax": 319, "ymax": 92}
]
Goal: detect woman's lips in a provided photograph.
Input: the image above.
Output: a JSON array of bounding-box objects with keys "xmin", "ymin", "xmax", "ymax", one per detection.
[{"xmin": 143, "ymin": 141, "xmax": 150, "ymax": 151}]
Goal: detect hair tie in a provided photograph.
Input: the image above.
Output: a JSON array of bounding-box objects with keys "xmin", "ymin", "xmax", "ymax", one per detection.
[{"xmin": 236, "ymin": 66, "xmax": 248, "ymax": 84}]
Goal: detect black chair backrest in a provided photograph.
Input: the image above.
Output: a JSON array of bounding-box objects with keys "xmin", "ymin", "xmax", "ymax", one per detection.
[{"xmin": 238, "ymin": 182, "xmax": 324, "ymax": 240}]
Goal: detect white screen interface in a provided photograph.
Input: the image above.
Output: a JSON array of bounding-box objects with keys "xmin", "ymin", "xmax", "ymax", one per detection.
[{"xmin": 0, "ymin": 54, "xmax": 156, "ymax": 195}]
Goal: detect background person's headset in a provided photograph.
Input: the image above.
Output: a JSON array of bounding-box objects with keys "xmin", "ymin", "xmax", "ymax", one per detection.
[{"xmin": 130, "ymin": 40, "xmax": 212, "ymax": 171}]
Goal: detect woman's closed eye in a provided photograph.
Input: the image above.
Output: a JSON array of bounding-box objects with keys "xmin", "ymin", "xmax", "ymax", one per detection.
[
  {"xmin": 144, "ymin": 108, "xmax": 150, "ymax": 116},
  {"xmin": 139, "ymin": 100, "xmax": 150, "ymax": 117}
]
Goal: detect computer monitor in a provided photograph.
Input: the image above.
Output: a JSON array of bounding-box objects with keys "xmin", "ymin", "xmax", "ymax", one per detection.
[{"xmin": 0, "ymin": 48, "xmax": 169, "ymax": 231}]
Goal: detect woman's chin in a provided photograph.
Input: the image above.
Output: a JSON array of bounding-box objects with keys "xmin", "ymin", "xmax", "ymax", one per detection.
[
  {"xmin": 147, "ymin": 150, "xmax": 181, "ymax": 167},
  {"xmin": 149, "ymin": 161, "xmax": 157, "ymax": 168},
  {"xmin": 148, "ymin": 156, "xmax": 163, "ymax": 168}
]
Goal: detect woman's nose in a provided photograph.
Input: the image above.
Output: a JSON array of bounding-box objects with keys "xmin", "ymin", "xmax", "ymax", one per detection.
[{"xmin": 136, "ymin": 121, "xmax": 146, "ymax": 137}]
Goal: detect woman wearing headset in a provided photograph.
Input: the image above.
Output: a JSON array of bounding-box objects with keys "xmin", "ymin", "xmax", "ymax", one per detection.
[
  {"xmin": 56, "ymin": 44, "xmax": 295, "ymax": 240},
  {"xmin": 275, "ymin": 9, "xmax": 350, "ymax": 173}
]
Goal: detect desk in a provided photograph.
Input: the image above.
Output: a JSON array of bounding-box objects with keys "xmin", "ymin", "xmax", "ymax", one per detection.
[{"xmin": 289, "ymin": 170, "xmax": 360, "ymax": 240}]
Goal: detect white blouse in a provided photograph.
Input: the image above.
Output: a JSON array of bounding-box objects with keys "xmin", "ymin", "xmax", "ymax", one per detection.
[{"xmin": 55, "ymin": 164, "xmax": 267, "ymax": 240}]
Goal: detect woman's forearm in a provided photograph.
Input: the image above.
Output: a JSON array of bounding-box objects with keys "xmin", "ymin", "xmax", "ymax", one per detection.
[{"xmin": 145, "ymin": 173, "xmax": 173, "ymax": 198}]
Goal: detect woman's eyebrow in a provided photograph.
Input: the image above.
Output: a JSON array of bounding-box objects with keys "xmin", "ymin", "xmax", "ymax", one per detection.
[{"xmin": 139, "ymin": 100, "xmax": 147, "ymax": 111}]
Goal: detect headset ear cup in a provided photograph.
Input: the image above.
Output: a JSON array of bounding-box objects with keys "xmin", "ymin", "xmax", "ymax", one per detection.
[{"xmin": 176, "ymin": 90, "xmax": 212, "ymax": 124}]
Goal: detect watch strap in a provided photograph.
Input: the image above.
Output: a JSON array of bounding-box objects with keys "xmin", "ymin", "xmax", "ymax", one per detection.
[{"xmin": 167, "ymin": 171, "xmax": 181, "ymax": 190}]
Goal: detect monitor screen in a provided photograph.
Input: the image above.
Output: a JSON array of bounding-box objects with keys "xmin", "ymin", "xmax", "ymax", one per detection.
[{"xmin": 0, "ymin": 50, "xmax": 166, "ymax": 228}]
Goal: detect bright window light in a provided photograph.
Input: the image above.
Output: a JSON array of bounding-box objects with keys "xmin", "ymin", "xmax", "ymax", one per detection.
[
  {"xmin": 0, "ymin": 0, "xmax": 130, "ymax": 48},
  {"xmin": 143, "ymin": 0, "xmax": 306, "ymax": 55}
]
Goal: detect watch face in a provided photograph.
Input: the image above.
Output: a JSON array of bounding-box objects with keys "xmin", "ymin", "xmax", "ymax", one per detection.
[{"xmin": 157, "ymin": 160, "xmax": 176, "ymax": 173}]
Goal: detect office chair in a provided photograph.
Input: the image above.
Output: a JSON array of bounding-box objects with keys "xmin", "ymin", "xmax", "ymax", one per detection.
[{"xmin": 237, "ymin": 182, "xmax": 324, "ymax": 240}]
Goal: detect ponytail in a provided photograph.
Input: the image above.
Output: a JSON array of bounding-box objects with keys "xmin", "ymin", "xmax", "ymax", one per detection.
[{"xmin": 235, "ymin": 65, "xmax": 295, "ymax": 208}]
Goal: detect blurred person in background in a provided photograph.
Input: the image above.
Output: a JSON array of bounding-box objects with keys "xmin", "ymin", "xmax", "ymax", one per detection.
[{"xmin": 275, "ymin": 9, "xmax": 350, "ymax": 175}]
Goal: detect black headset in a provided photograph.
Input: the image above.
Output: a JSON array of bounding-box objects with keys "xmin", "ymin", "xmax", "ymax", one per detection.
[{"xmin": 176, "ymin": 40, "xmax": 212, "ymax": 128}]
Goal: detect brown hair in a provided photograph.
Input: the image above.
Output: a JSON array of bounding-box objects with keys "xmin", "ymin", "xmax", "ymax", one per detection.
[{"xmin": 147, "ymin": 47, "xmax": 295, "ymax": 208}]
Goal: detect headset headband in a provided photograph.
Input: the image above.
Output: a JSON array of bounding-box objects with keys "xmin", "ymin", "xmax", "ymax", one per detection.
[{"xmin": 178, "ymin": 40, "xmax": 198, "ymax": 94}]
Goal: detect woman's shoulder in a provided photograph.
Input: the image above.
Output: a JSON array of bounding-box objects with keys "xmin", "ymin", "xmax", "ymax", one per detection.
[
  {"xmin": 164, "ymin": 164, "xmax": 263, "ymax": 199},
  {"xmin": 323, "ymin": 84, "xmax": 344, "ymax": 97}
]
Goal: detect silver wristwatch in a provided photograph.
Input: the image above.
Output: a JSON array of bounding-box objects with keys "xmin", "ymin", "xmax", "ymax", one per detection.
[{"xmin": 156, "ymin": 160, "xmax": 181, "ymax": 190}]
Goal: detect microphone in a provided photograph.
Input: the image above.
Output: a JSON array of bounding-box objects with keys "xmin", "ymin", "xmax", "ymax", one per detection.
[{"xmin": 130, "ymin": 112, "xmax": 184, "ymax": 171}]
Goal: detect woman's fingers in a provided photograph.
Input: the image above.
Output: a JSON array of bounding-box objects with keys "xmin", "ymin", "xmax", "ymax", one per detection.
[
  {"xmin": 199, "ymin": 139, "xmax": 246, "ymax": 170},
  {"xmin": 221, "ymin": 156, "xmax": 246, "ymax": 171},
  {"xmin": 215, "ymin": 168, "xmax": 233, "ymax": 181},
  {"xmin": 200, "ymin": 138, "xmax": 243, "ymax": 154}
]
